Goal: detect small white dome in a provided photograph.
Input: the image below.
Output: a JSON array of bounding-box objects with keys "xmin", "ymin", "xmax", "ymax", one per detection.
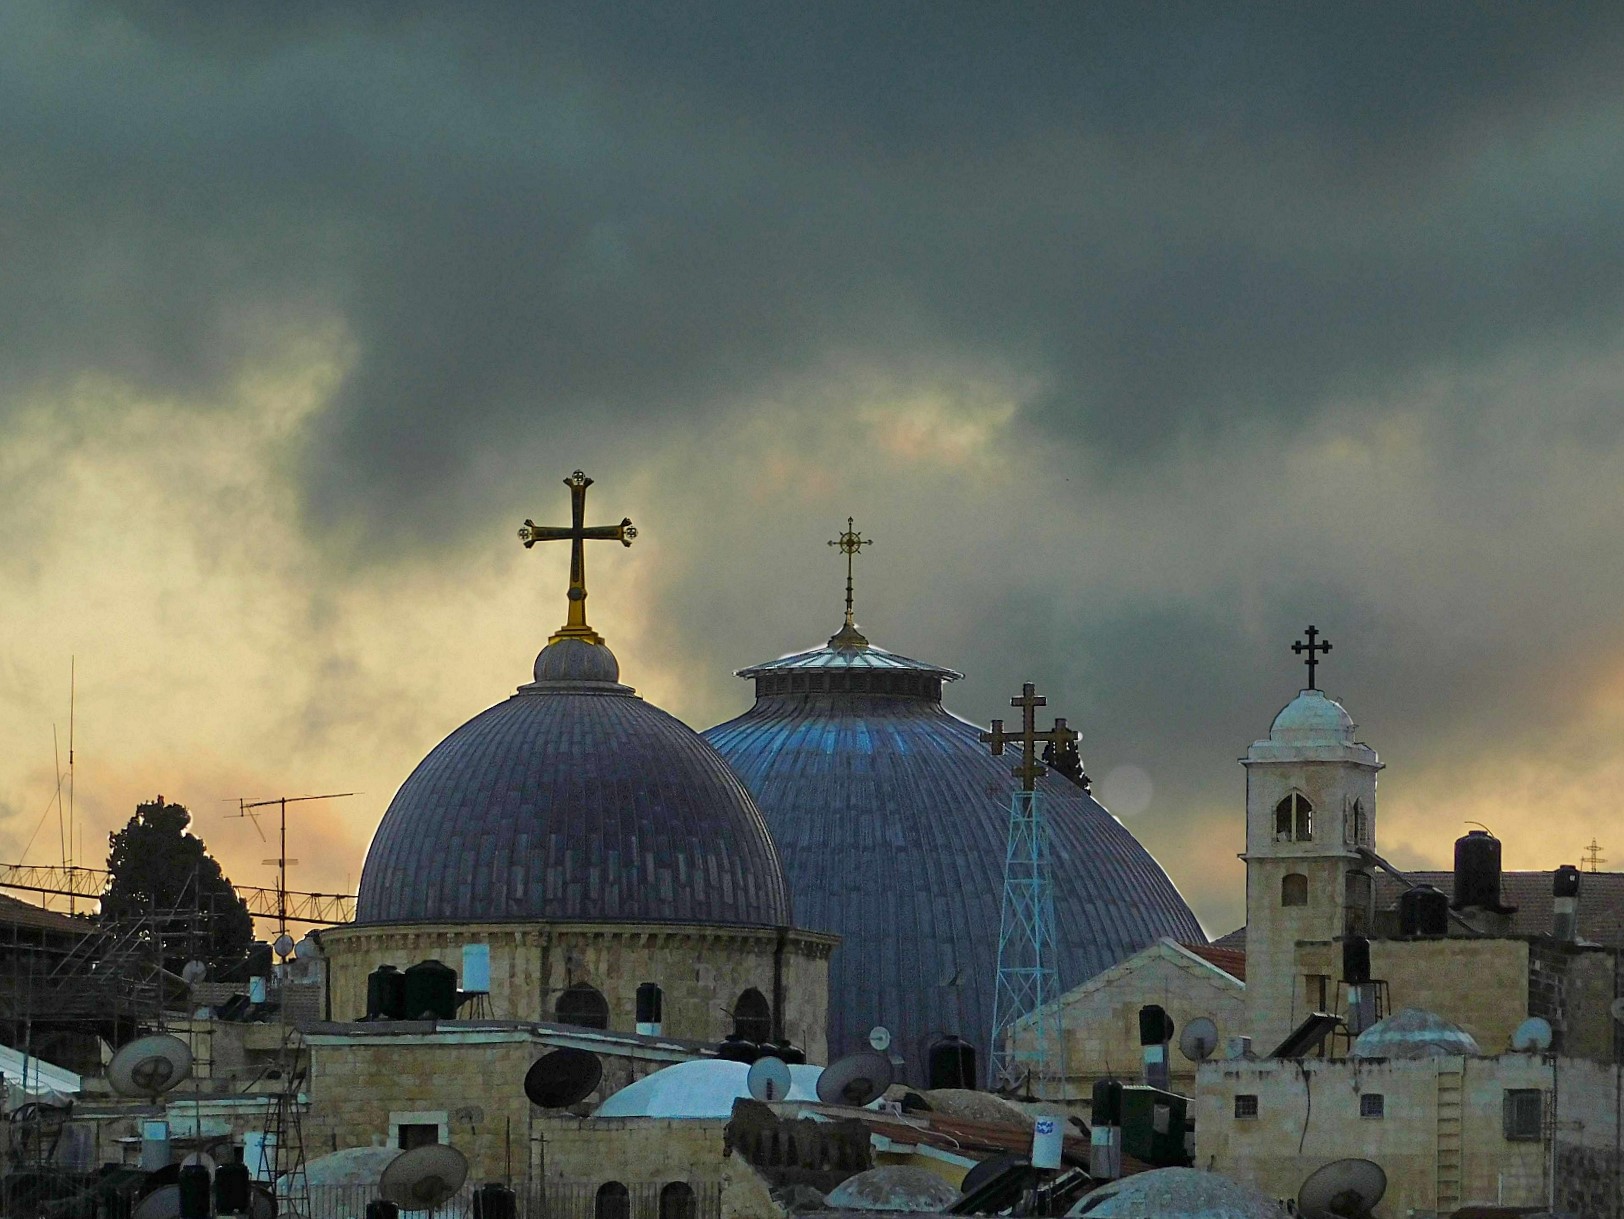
[
  {"xmin": 1068, "ymin": 1167, "xmax": 1289, "ymax": 1217},
  {"xmin": 825, "ymin": 1165, "xmax": 961, "ymax": 1212},
  {"xmin": 1351, "ymin": 1007, "xmax": 1481, "ymax": 1059},
  {"xmin": 1267, "ymin": 689, "xmax": 1355, "ymax": 746},
  {"xmin": 591, "ymin": 1059, "xmax": 824, "ymax": 1119}
]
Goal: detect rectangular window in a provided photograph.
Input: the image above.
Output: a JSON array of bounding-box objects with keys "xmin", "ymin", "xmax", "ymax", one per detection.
[
  {"xmin": 1234, "ymin": 1094, "xmax": 1258, "ymax": 1120},
  {"xmin": 397, "ymin": 1124, "xmax": 439, "ymax": 1150},
  {"xmin": 1360, "ymin": 1093, "xmax": 1384, "ymax": 1118},
  {"xmin": 1503, "ymin": 1089, "xmax": 1543, "ymax": 1141}
]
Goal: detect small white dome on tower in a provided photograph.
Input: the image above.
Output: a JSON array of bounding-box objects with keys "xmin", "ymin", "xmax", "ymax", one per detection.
[{"xmin": 1267, "ymin": 689, "xmax": 1355, "ymax": 746}]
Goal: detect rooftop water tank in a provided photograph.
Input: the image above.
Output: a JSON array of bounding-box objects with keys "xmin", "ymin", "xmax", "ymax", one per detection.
[
  {"xmin": 1453, "ymin": 829, "xmax": 1516, "ymax": 913},
  {"xmin": 1399, "ymin": 884, "xmax": 1449, "ymax": 936},
  {"xmin": 402, "ymin": 959, "xmax": 458, "ymax": 1020}
]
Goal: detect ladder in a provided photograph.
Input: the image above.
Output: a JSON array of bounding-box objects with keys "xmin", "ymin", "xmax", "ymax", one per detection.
[{"xmin": 1436, "ymin": 1061, "xmax": 1464, "ymax": 1213}]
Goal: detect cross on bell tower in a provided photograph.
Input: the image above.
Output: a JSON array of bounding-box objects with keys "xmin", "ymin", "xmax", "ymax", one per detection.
[
  {"xmin": 518, "ymin": 471, "xmax": 636, "ymax": 646},
  {"xmin": 1292, "ymin": 624, "xmax": 1332, "ymax": 690},
  {"xmin": 981, "ymin": 681, "xmax": 1074, "ymax": 1094}
]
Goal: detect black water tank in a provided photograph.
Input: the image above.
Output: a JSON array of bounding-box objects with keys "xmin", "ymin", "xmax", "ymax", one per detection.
[
  {"xmin": 716, "ymin": 1033, "xmax": 759, "ymax": 1063},
  {"xmin": 1555, "ymin": 864, "xmax": 1582, "ymax": 898},
  {"xmin": 1342, "ymin": 935, "xmax": 1372, "ymax": 984},
  {"xmin": 365, "ymin": 1202, "xmax": 401, "ymax": 1219},
  {"xmin": 366, "ymin": 965, "xmax": 407, "ymax": 1020},
  {"xmin": 761, "ymin": 1040, "xmax": 806, "ymax": 1066},
  {"xmin": 1091, "ymin": 1078, "xmax": 1123, "ymax": 1125},
  {"xmin": 927, "ymin": 1036, "xmax": 977, "ymax": 1090},
  {"xmin": 244, "ymin": 941, "xmax": 274, "ymax": 978},
  {"xmin": 1453, "ymin": 829, "xmax": 1504, "ymax": 910},
  {"xmin": 473, "ymin": 1183, "xmax": 518, "ymax": 1219},
  {"xmin": 214, "ymin": 1161, "xmax": 251, "ymax": 1214},
  {"xmin": 177, "ymin": 1164, "xmax": 211, "ymax": 1219},
  {"xmin": 402, "ymin": 959, "xmax": 458, "ymax": 1020},
  {"xmin": 1400, "ymin": 884, "xmax": 1449, "ymax": 935},
  {"xmin": 1137, "ymin": 1004, "xmax": 1173, "ymax": 1046}
]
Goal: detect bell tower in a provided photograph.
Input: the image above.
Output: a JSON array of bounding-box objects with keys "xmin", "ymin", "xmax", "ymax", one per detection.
[{"xmin": 1241, "ymin": 628, "xmax": 1381, "ymax": 1052}]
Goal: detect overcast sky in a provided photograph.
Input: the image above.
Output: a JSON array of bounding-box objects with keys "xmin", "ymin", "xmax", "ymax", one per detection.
[{"xmin": 5, "ymin": 3, "xmax": 1624, "ymax": 935}]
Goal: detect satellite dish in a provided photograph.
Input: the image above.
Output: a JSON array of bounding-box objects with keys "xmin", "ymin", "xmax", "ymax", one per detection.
[
  {"xmin": 1297, "ymin": 1158, "xmax": 1388, "ymax": 1219},
  {"xmin": 747, "ymin": 1056, "xmax": 792, "ymax": 1102},
  {"xmin": 523, "ymin": 1048, "xmax": 603, "ymax": 1109},
  {"xmin": 273, "ymin": 933, "xmax": 296, "ymax": 958},
  {"xmin": 108, "ymin": 1034, "xmax": 193, "ymax": 1099},
  {"xmin": 867, "ymin": 1025, "xmax": 892, "ymax": 1052},
  {"xmin": 1179, "ymin": 1016, "xmax": 1220, "ymax": 1063},
  {"xmin": 379, "ymin": 1143, "xmax": 468, "ymax": 1211},
  {"xmin": 1512, "ymin": 1016, "xmax": 1553, "ymax": 1052},
  {"xmin": 1612, "ymin": 997, "xmax": 1624, "ymax": 1024},
  {"xmin": 959, "ymin": 1152, "xmax": 1027, "ymax": 1196},
  {"xmin": 816, "ymin": 1050, "xmax": 894, "ymax": 1107},
  {"xmin": 132, "ymin": 1185, "xmax": 181, "ymax": 1219},
  {"xmin": 181, "ymin": 960, "xmax": 207, "ymax": 986}
]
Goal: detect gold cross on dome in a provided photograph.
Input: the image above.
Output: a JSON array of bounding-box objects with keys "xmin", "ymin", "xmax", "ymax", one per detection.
[
  {"xmin": 827, "ymin": 517, "xmax": 872, "ymax": 630},
  {"xmin": 980, "ymin": 682, "xmax": 1078, "ymax": 792},
  {"xmin": 518, "ymin": 470, "xmax": 636, "ymax": 645}
]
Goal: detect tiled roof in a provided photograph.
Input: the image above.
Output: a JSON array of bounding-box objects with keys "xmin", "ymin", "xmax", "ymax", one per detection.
[
  {"xmin": 1210, "ymin": 926, "xmax": 1247, "ymax": 950},
  {"xmin": 1374, "ymin": 870, "xmax": 1624, "ymax": 945},
  {"xmin": 1179, "ymin": 942, "xmax": 1246, "ymax": 982},
  {"xmin": 0, "ymin": 892, "xmax": 92, "ymax": 936}
]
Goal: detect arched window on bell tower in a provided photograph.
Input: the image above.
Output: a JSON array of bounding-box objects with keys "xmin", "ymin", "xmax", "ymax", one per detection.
[
  {"xmin": 1275, "ymin": 793, "xmax": 1313, "ymax": 842},
  {"xmin": 1281, "ymin": 873, "xmax": 1309, "ymax": 907}
]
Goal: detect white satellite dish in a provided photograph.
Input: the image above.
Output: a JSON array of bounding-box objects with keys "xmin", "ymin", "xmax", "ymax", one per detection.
[
  {"xmin": 379, "ymin": 1143, "xmax": 468, "ymax": 1211},
  {"xmin": 1179, "ymin": 1016, "xmax": 1219, "ymax": 1063},
  {"xmin": 817, "ymin": 1050, "xmax": 894, "ymax": 1107},
  {"xmin": 1298, "ymin": 1157, "xmax": 1387, "ymax": 1219},
  {"xmin": 867, "ymin": 1025, "xmax": 892, "ymax": 1052},
  {"xmin": 747, "ymin": 1055, "xmax": 793, "ymax": 1102},
  {"xmin": 180, "ymin": 960, "xmax": 207, "ymax": 986},
  {"xmin": 108, "ymin": 1034, "xmax": 193, "ymax": 1099},
  {"xmin": 1511, "ymin": 1016, "xmax": 1553, "ymax": 1053},
  {"xmin": 273, "ymin": 933, "xmax": 296, "ymax": 959}
]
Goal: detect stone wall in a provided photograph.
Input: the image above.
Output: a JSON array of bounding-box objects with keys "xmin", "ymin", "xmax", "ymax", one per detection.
[
  {"xmin": 1196, "ymin": 1054, "xmax": 1568, "ymax": 1218},
  {"xmin": 318, "ymin": 920, "xmax": 834, "ymax": 1062}
]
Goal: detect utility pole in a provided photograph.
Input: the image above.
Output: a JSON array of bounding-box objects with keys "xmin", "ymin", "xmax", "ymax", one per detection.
[{"xmin": 231, "ymin": 793, "xmax": 355, "ymax": 940}]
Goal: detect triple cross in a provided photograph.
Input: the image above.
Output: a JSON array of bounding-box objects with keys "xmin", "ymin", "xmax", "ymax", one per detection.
[
  {"xmin": 518, "ymin": 471, "xmax": 636, "ymax": 646},
  {"xmin": 980, "ymin": 682, "xmax": 1078, "ymax": 792},
  {"xmin": 1292, "ymin": 624, "xmax": 1332, "ymax": 690}
]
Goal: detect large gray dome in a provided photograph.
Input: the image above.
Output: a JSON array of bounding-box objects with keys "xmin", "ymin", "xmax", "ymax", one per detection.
[
  {"xmin": 703, "ymin": 626, "xmax": 1205, "ymax": 1083},
  {"xmin": 357, "ymin": 639, "xmax": 791, "ymax": 927}
]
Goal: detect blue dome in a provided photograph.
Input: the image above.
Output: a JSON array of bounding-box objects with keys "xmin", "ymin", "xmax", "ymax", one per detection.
[
  {"xmin": 703, "ymin": 628, "xmax": 1205, "ymax": 1083},
  {"xmin": 357, "ymin": 641, "xmax": 791, "ymax": 928}
]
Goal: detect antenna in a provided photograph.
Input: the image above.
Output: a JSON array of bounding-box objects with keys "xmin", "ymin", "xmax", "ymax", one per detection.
[
  {"xmin": 229, "ymin": 793, "xmax": 356, "ymax": 939},
  {"xmin": 1584, "ymin": 838, "xmax": 1606, "ymax": 872},
  {"xmin": 1178, "ymin": 1016, "xmax": 1220, "ymax": 1063},
  {"xmin": 1297, "ymin": 1158, "xmax": 1387, "ymax": 1219}
]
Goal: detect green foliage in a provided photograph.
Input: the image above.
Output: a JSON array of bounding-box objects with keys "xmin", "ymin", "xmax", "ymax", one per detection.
[{"xmin": 102, "ymin": 796, "xmax": 254, "ymax": 974}]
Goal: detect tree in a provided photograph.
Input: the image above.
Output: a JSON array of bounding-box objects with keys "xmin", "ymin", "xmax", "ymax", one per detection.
[{"xmin": 102, "ymin": 796, "xmax": 254, "ymax": 975}]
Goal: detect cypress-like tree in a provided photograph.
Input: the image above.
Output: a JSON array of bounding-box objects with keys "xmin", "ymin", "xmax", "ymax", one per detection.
[{"xmin": 102, "ymin": 796, "xmax": 254, "ymax": 975}]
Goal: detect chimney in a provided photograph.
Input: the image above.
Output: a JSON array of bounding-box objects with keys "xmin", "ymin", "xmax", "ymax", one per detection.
[
  {"xmin": 1138, "ymin": 1004, "xmax": 1173, "ymax": 1090},
  {"xmin": 1553, "ymin": 865, "xmax": 1581, "ymax": 942},
  {"xmin": 1089, "ymin": 1079, "xmax": 1122, "ymax": 1181}
]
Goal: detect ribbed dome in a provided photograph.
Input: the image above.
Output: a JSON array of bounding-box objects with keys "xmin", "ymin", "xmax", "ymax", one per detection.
[
  {"xmin": 1267, "ymin": 688, "xmax": 1355, "ymax": 746},
  {"xmin": 1351, "ymin": 1007, "xmax": 1481, "ymax": 1059},
  {"xmin": 704, "ymin": 630, "xmax": 1205, "ymax": 1083},
  {"xmin": 357, "ymin": 641, "xmax": 791, "ymax": 927}
]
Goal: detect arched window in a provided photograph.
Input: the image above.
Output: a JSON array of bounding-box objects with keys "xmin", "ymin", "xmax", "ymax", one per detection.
[
  {"xmin": 1282, "ymin": 873, "xmax": 1309, "ymax": 907},
  {"xmin": 659, "ymin": 1183, "xmax": 697, "ymax": 1219},
  {"xmin": 1345, "ymin": 870, "xmax": 1373, "ymax": 935},
  {"xmin": 733, "ymin": 987, "xmax": 772, "ymax": 1043},
  {"xmin": 595, "ymin": 1182, "xmax": 630, "ymax": 1219},
  {"xmin": 1351, "ymin": 798, "xmax": 1366, "ymax": 844},
  {"xmin": 1275, "ymin": 793, "xmax": 1313, "ymax": 842},
  {"xmin": 556, "ymin": 983, "xmax": 610, "ymax": 1030}
]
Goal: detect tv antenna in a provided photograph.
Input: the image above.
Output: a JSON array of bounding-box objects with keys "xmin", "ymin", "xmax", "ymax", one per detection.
[{"xmin": 229, "ymin": 793, "xmax": 356, "ymax": 938}]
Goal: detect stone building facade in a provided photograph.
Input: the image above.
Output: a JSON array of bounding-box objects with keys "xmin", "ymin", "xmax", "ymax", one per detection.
[{"xmin": 317, "ymin": 921, "xmax": 834, "ymax": 1060}]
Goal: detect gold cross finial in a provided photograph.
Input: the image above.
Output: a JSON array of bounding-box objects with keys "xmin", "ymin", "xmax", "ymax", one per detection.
[
  {"xmin": 518, "ymin": 471, "xmax": 636, "ymax": 645},
  {"xmin": 979, "ymin": 682, "xmax": 1079, "ymax": 792},
  {"xmin": 827, "ymin": 517, "xmax": 873, "ymax": 631}
]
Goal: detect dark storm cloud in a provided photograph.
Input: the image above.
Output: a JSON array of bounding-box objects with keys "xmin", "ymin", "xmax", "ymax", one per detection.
[{"xmin": 6, "ymin": 3, "xmax": 1624, "ymax": 548}]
